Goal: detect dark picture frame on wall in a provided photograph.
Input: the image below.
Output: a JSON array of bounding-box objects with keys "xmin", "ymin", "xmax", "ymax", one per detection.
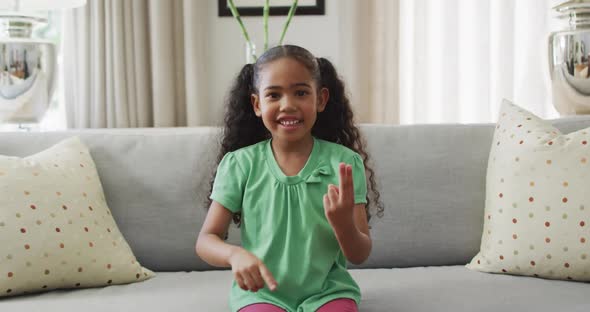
[{"xmin": 218, "ymin": 0, "xmax": 325, "ymax": 17}]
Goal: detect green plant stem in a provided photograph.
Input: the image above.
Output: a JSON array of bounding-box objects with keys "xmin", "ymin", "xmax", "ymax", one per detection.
[
  {"xmin": 279, "ymin": 0, "xmax": 298, "ymax": 45},
  {"xmin": 228, "ymin": 0, "xmax": 257, "ymax": 61},
  {"xmin": 263, "ymin": 0, "xmax": 269, "ymax": 51}
]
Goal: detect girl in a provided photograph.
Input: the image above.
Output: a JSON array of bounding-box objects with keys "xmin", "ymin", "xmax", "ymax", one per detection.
[{"xmin": 196, "ymin": 45, "xmax": 383, "ymax": 312}]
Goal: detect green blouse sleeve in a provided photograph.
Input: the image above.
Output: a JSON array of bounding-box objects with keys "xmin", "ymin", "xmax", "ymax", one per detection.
[
  {"xmin": 351, "ymin": 153, "xmax": 368, "ymax": 204},
  {"xmin": 210, "ymin": 152, "xmax": 247, "ymax": 213}
]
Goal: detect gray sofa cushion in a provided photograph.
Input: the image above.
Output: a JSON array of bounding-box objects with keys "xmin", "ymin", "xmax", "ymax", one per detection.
[{"xmin": 1, "ymin": 267, "xmax": 588, "ymax": 311}]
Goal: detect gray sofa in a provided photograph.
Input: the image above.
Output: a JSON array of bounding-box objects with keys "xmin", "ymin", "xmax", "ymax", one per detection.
[{"xmin": 1, "ymin": 121, "xmax": 590, "ymax": 312}]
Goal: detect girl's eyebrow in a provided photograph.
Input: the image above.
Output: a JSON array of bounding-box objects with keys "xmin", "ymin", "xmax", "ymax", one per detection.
[{"xmin": 264, "ymin": 83, "xmax": 312, "ymax": 91}]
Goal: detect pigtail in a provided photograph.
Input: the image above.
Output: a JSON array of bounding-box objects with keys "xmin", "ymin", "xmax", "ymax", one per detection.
[
  {"xmin": 207, "ymin": 63, "xmax": 269, "ymax": 226},
  {"xmin": 222, "ymin": 64, "xmax": 269, "ymax": 154},
  {"xmin": 313, "ymin": 57, "xmax": 352, "ymax": 143},
  {"xmin": 314, "ymin": 57, "xmax": 384, "ymax": 221}
]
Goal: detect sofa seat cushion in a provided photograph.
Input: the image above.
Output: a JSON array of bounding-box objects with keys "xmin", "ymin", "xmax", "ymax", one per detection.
[
  {"xmin": 358, "ymin": 266, "xmax": 589, "ymax": 312},
  {"xmin": 0, "ymin": 266, "xmax": 588, "ymax": 311}
]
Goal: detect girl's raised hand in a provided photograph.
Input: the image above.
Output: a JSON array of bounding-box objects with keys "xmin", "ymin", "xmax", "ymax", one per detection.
[
  {"xmin": 323, "ymin": 163, "xmax": 355, "ymax": 231},
  {"xmin": 228, "ymin": 247, "xmax": 278, "ymax": 292}
]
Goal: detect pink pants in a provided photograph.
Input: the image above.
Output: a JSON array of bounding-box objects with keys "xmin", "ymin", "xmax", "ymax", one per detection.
[{"xmin": 238, "ymin": 298, "xmax": 358, "ymax": 312}]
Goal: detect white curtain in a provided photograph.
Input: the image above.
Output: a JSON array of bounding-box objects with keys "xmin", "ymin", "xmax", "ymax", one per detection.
[
  {"xmin": 345, "ymin": 0, "xmax": 562, "ymax": 124},
  {"xmin": 63, "ymin": 0, "xmax": 210, "ymax": 128},
  {"xmin": 339, "ymin": 0, "xmax": 400, "ymax": 124}
]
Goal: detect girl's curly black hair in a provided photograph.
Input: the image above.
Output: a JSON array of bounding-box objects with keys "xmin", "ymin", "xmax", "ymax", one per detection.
[{"xmin": 207, "ymin": 45, "xmax": 384, "ymax": 226}]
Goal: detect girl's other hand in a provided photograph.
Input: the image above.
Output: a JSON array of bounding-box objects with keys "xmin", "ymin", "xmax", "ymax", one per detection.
[
  {"xmin": 228, "ymin": 247, "xmax": 278, "ymax": 292},
  {"xmin": 323, "ymin": 163, "xmax": 355, "ymax": 231}
]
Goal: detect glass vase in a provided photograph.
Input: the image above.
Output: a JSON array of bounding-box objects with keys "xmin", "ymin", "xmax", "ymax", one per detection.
[{"xmin": 245, "ymin": 42, "xmax": 256, "ymax": 64}]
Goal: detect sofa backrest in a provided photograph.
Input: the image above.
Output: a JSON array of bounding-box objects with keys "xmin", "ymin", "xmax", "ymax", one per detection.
[{"xmin": 2, "ymin": 119, "xmax": 590, "ymax": 272}]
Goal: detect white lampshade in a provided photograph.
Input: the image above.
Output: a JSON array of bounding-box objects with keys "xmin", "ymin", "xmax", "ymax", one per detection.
[{"xmin": 0, "ymin": 0, "xmax": 86, "ymax": 11}]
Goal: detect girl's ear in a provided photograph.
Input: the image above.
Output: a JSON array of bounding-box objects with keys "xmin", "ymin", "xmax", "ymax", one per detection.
[
  {"xmin": 251, "ymin": 93, "xmax": 262, "ymax": 117},
  {"xmin": 317, "ymin": 87, "xmax": 329, "ymax": 112}
]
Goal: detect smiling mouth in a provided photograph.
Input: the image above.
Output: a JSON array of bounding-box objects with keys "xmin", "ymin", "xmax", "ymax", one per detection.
[{"xmin": 278, "ymin": 119, "xmax": 302, "ymax": 126}]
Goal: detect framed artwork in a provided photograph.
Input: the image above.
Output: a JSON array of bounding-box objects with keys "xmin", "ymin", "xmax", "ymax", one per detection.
[{"xmin": 218, "ymin": 0, "xmax": 325, "ymax": 17}]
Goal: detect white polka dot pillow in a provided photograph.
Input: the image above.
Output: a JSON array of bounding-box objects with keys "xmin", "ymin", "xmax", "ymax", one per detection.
[
  {"xmin": 467, "ymin": 100, "xmax": 590, "ymax": 281},
  {"xmin": 0, "ymin": 136, "xmax": 154, "ymax": 297}
]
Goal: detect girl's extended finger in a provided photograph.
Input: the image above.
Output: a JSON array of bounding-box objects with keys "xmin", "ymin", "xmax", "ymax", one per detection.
[
  {"xmin": 259, "ymin": 262, "xmax": 278, "ymax": 291},
  {"xmin": 347, "ymin": 164, "xmax": 354, "ymax": 195},
  {"xmin": 338, "ymin": 162, "xmax": 345, "ymax": 192}
]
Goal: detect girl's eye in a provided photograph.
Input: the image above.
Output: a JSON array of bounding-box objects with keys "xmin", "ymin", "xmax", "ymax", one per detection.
[
  {"xmin": 295, "ymin": 90, "xmax": 309, "ymax": 96},
  {"xmin": 266, "ymin": 93, "xmax": 280, "ymax": 99}
]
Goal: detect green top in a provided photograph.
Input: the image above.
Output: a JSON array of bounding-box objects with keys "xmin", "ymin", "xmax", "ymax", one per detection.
[{"xmin": 210, "ymin": 137, "xmax": 368, "ymax": 312}]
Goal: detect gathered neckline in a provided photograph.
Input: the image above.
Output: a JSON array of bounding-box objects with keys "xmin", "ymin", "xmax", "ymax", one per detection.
[{"xmin": 264, "ymin": 137, "xmax": 320, "ymax": 185}]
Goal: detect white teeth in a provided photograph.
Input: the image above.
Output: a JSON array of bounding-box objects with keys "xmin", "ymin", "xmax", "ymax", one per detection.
[{"xmin": 280, "ymin": 120, "xmax": 300, "ymax": 126}]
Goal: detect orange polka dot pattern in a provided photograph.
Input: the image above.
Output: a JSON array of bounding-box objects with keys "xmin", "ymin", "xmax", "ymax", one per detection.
[
  {"xmin": 0, "ymin": 137, "xmax": 154, "ymax": 297},
  {"xmin": 466, "ymin": 101, "xmax": 590, "ymax": 282}
]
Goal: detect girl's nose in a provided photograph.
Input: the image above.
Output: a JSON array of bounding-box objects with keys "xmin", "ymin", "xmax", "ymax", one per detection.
[{"xmin": 279, "ymin": 96, "xmax": 297, "ymax": 112}]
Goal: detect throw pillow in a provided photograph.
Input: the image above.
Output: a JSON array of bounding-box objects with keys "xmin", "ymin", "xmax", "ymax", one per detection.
[
  {"xmin": 467, "ymin": 100, "xmax": 590, "ymax": 281},
  {"xmin": 0, "ymin": 136, "xmax": 154, "ymax": 297}
]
